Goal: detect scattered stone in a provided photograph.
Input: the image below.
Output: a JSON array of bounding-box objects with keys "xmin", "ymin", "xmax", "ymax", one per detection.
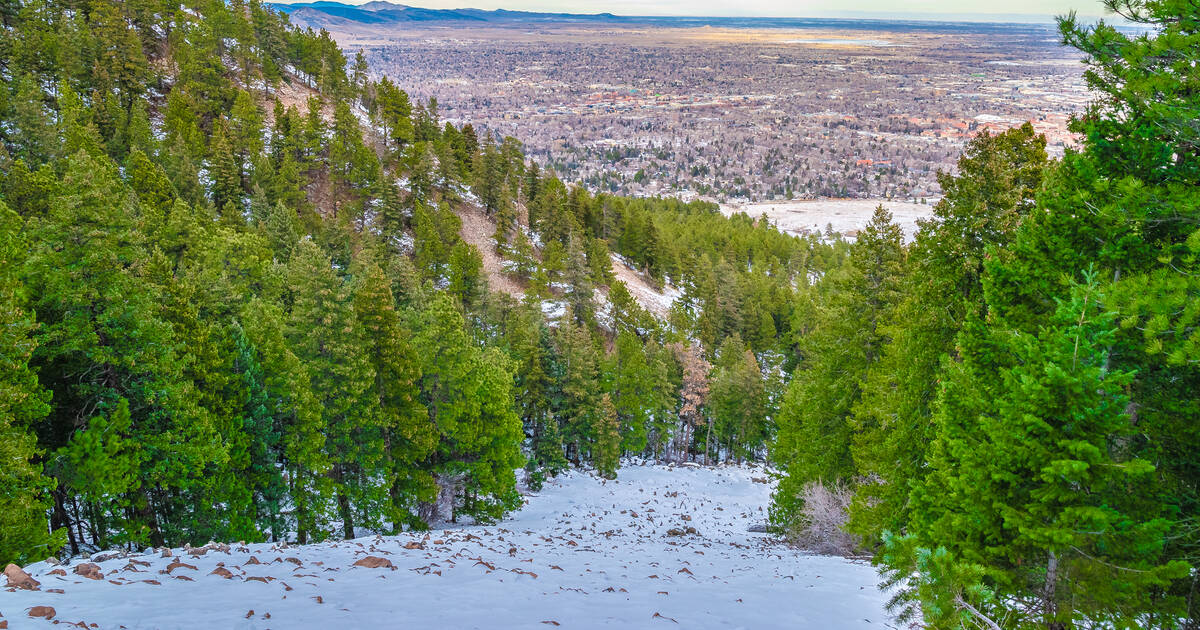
[
  {"xmin": 245, "ymin": 556, "xmax": 262, "ymax": 565},
  {"xmin": 28, "ymin": 606, "xmax": 56, "ymax": 620},
  {"xmin": 353, "ymin": 556, "xmax": 395, "ymax": 570},
  {"xmin": 165, "ymin": 561, "xmax": 197, "ymax": 573},
  {"xmin": 4, "ymin": 564, "xmax": 40, "ymax": 590},
  {"xmin": 210, "ymin": 567, "xmax": 234, "ymax": 579},
  {"xmin": 402, "ymin": 542, "xmax": 424, "ymax": 550},
  {"xmin": 72, "ymin": 563, "xmax": 103, "ymax": 580}
]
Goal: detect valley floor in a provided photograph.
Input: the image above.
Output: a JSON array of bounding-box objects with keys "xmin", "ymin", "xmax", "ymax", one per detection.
[{"xmin": 1, "ymin": 464, "xmax": 892, "ymax": 629}]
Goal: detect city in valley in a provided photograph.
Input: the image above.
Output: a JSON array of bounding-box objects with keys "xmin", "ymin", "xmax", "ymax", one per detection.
[{"xmin": 285, "ymin": 2, "xmax": 1088, "ymax": 230}]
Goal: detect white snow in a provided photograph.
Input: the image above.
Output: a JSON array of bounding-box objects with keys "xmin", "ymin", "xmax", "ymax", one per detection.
[
  {"xmin": 610, "ymin": 254, "xmax": 680, "ymax": 320},
  {"xmin": 1, "ymin": 464, "xmax": 892, "ymax": 629},
  {"xmin": 720, "ymin": 198, "xmax": 937, "ymax": 242}
]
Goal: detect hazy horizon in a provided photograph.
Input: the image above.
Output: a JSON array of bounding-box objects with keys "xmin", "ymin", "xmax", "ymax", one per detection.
[{"xmin": 299, "ymin": 0, "xmax": 1115, "ymax": 23}]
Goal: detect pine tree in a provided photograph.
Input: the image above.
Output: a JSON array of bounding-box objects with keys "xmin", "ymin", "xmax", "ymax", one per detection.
[
  {"xmin": 411, "ymin": 293, "xmax": 523, "ymax": 524},
  {"xmin": 353, "ymin": 263, "xmax": 435, "ymax": 530},
  {"xmin": 772, "ymin": 206, "xmax": 904, "ymax": 528},
  {"xmin": 608, "ymin": 330, "xmax": 653, "ymax": 453},
  {"xmin": 709, "ymin": 334, "xmax": 767, "ymax": 464},
  {"xmin": 0, "ymin": 202, "xmax": 61, "ymax": 566},
  {"xmin": 286, "ymin": 238, "xmax": 381, "ymax": 539},
  {"xmin": 564, "ymin": 234, "xmax": 595, "ymax": 325},
  {"xmin": 904, "ymin": 272, "xmax": 1188, "ymax": 628},
  {"xmin": 28, "ymin": 152, "xmax": 226, "ymax": 549},
  {"xmin": 240, "ymin": 298, "xmax": 329, "ymax": 544},
  {"xmin": 592, "ymin": 394, "xmax": 620, "ymax": 480},
  {"xmin": 209, "ymin": 124, "xmax": 244, "ymax": 221},
  {"xmin": 849, "ymin": 125, "xmax": 1048, "ymax": 541}
]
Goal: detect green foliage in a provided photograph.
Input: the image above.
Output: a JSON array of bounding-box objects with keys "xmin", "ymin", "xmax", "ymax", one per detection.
[
  {"xmin": 771, "ymin": 206, "xmax": 905, "ymax": 528},
  {"xmin": 708, "ymin": 334, "xmax": 768, "ymax": 464},
  {"xmin": 0, "ymin": 203, "xmax": 61, "ymax": 566},
  {"xmin": 848, "ymin": 124, "xmax": 1049, "ymax": 542},
  {"xmin": 592, "ymin": 394, "xmax": 621, "ymax": 480}
]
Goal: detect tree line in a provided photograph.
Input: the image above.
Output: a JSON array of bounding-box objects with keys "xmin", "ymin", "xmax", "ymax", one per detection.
[
  {"xmin": 0, "ymin": 0, "xmax": 845, "ymax": 566},
  {"xmin": 769, "ymin": 2, "xmax": 1200, "ymax": 627}
]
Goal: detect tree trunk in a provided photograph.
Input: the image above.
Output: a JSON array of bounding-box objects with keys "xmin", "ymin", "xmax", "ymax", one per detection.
[
  {"xmin": 705, "ymin": 417, "xmax": 713, "ymax": 466},
  {"xmin": 1044, "ymin": 551, "xmax": 1064, "ymax": 630},
  {"xmin": 53, "ymin": 490, "xmax": 79, "ymax": 556}
]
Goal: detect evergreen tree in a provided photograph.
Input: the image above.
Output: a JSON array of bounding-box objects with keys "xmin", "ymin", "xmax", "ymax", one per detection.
[
  {"xmin": 286, "ymin": 239, "xmax": 381, "ymax": 539},
  {"xmin": 849, "ymin": 125, "xmax": 1048, "ymax": 541},
  {"xmin": 772, "ymin": 207, "xmax": 904, "ymax": 527},
  {"xmin": 0, "ymin": 202, "xmax": 61, "ymax": 566},
  {"xmin": 592, "ymin": 394, "xmax": 620, "ymax": 480},
  {"xmin": 353, "ymin": 263, "xmax": 435, "ymax": 529},
  {"xmin": 709, "ymin": 334, "xmax": 767, "ymax": 464},
  {"xmin": 411, "ymin": 294, "xmax": 523, "ymax": 523}
]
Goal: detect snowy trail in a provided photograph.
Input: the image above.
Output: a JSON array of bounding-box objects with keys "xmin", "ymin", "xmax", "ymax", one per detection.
[{"xmin": 1, "ymin": 464, "xmax": 892, "ymax": 629}]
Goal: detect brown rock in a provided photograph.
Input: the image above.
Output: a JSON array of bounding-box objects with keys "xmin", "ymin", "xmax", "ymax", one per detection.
[
  {"xmin": 285, "ymin": 557, "xmax": 302, "ymax": 566},
  {"xmin": 245, "ymin": 556, "xmax": 261, "ymax": 565},
  {"xmin": 73, "ymin": 563, "xmax": 103, "ymax": 580},
  {"xmin": 402, "ymin": 542, "xmax": 424, "ymax": 550},
  {"xmin": 47, "ymin": 569, "xmax": 66, "ymax": 576},
  {"xmin": 165, "ymin": 561, "xmax": 197, "ymax": 573},
  {"xmin": 0, "ymin": 619, "xmax": 7, "ymax": 629},
  {"xmin": 46, "ymin": 588, "xmax": 65, "ymax": 594},
  {"xmin": 28, "ymin": 606, "xmax": 56, "ymax": 619},
  {"xmin": 352, "ymin": 556, "xmax": 395, "ymax": 570},
  {"xmin": 4, "ymin": 564, "xmax": 39, "ymax": 590},
  {"xmin": 210, "ymin": 567, "xmax": 234, "ymax": 579}
]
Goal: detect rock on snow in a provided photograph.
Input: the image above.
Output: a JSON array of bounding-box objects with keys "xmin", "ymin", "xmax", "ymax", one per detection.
[{"xmin": 0, "ymin": 463, "xmax": 892, "ymax": 629}]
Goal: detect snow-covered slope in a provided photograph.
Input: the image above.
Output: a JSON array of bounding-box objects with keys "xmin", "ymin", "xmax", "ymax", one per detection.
[{"xmin": 1, "ymin": 464, "xmax": 892, "ymax": 629}]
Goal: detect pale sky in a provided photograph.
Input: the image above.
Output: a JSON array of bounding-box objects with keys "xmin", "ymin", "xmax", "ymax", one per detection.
[{"xmin": 356, "ymin": 0, "xmax": 1112, "ymax": 20}]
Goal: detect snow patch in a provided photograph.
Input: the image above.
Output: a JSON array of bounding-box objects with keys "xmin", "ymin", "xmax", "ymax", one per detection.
[{"xmin": 4, "ymin": 465, "xmax": 893, "ymax": 629}]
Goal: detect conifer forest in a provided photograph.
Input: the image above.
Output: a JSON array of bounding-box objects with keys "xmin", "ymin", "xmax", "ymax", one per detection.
[{"xmin": 0, "ymin": 0, "xmax": 1197, "ymax": 627}]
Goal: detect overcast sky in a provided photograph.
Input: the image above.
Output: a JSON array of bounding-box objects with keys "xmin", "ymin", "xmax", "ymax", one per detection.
[{"xmin": 363, "ymin": 0, "xmax": 1111, "ymax": 20}]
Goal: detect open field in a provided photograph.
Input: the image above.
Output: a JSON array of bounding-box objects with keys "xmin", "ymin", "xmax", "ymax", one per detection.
[{"xmin": 722, "ymin": 198, "xmax": 936, "ymax": 240}]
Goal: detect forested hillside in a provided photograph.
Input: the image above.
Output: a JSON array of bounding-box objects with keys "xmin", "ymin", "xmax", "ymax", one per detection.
[
  {"xmin": 770, "ymin": 1, "xmax": 1200, "ymax": 627},
  {"xmin": 0, "ymin": 0, "xmax": 840, "ymax": 566},
  {"xmin": 4, "ymin": 0, "xmax": 1197, "ymax": 627}
]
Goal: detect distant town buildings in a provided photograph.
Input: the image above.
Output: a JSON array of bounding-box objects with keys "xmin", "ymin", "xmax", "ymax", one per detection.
[{"xmin": 351, "ymin": 23, "xmax": 1087, "ymax": 201}]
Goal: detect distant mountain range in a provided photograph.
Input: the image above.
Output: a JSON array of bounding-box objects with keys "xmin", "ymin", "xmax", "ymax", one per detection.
[
  {"xmin": 269, "ymin": 2, "xmax": 1074, "ymax": 32},
  {"xmin": 271, "ymin": 2, "xmax": 630, "ymax": 29}
]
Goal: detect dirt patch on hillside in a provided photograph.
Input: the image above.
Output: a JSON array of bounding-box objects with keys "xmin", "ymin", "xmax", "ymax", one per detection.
[{"xmin": 456, "ymin": 204, "xmax": 526, "ymax": 299}]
